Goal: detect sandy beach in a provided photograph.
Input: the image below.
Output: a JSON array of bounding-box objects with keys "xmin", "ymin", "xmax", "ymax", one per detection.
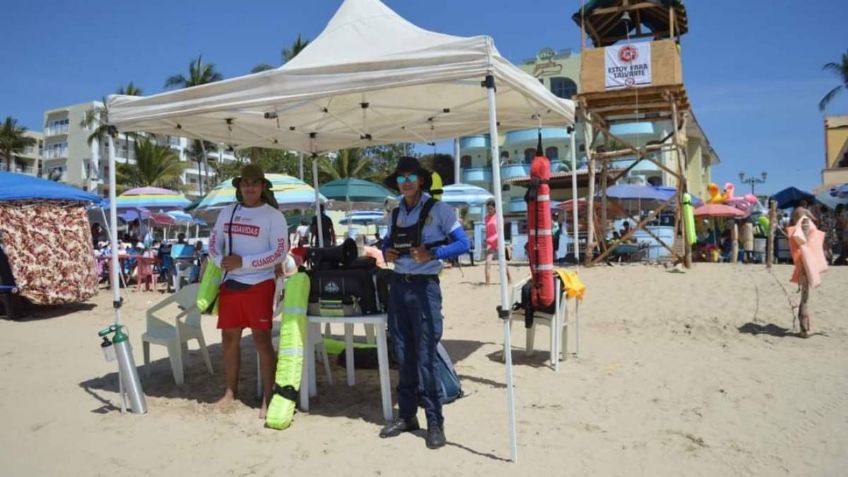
[{"xmin": 1, "ymin": 262, "xmax": 846, "ymax": 476}]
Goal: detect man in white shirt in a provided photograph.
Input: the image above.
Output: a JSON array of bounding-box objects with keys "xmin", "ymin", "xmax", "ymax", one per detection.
[{"xmin": 209, "ymin": 165, "xmax": 288, "ymax": 419}]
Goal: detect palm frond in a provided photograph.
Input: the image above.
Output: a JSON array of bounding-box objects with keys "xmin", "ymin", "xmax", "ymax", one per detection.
[{"xmin": 819, "ymin": 85, "xmax": 844, "ymax": 112}]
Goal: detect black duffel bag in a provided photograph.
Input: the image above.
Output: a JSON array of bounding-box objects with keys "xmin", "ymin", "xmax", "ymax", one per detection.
[{"xmin": 308, "ymin": 258, "xmax": 379, "ymax": 316}]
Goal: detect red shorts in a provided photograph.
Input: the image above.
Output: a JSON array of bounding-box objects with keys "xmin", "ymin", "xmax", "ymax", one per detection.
[{"xmin": 217, "ymin": 279, "xmax": 275, "ymax": 330}]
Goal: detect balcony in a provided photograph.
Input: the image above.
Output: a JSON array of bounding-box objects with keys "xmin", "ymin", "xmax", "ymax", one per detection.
[
  {"xmin": 504, "ymin": 127, "xmax": 570, "ymax": 146},
  {"xmin": 500, "ymin": 163, "xmax": 530, "ymax": 180},
  {"xmin": 462, "ymin": 167, "xmax": 492, "ymax": 184},
  {"xmin": 460, "ymin": 135, "xmax": 490, "ymax": 150},
  {"xmin": 508, "ymin": 197, "xmax": 527, "ymax": 214}
]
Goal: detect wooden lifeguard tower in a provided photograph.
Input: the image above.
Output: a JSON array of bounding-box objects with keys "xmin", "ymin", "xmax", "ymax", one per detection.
[{"xmin": 574, "ymin": 0, "xmax": 693, "ymax": 267}]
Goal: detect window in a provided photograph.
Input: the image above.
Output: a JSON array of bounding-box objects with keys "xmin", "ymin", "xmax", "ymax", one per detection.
[
  {"xmin": 524, "ymin": 148, "xmax": 536, "ymax": 163},
  {"xmin": 550, "ymin": 77, "xmax": 577, "ymax": 99},
  {"xmin": 545, "ymin": 146, "xmax": 559, "ymax": 161},
  {"xmin": 460, "ymin": 155, "xmax": 472, "ymax": 168}
]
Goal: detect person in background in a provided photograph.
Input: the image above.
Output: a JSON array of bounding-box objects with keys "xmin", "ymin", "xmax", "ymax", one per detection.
[
  {"xmin": 209, "ymin": 164, "xmax": 287, "ymax": 419},
  {"xmin": 484, "ymin": 199, "xmax": 511, "ymax": 285},
  {"xmin": 310, "ymin": 205, "xmax": 336, "ymax": 247},
  {"xmin": 791, "ymin": 199, "xmax": 817, "ymax": 226},
  {"xmin": 90, "ymin": 223, "xmax": 104, "ymax": 248},
  {"xmin": 295, "ymin": 219, "xmax": 310, "ymax": 247},
  {"xmin": 379, "ymin": 157, "xmax": 470, "ymax": 449}
]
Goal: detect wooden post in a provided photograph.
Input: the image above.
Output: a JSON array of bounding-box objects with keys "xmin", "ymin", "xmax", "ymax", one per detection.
[
  {"xmin": 767, "ymin": 200, "xmax": 777, "ymax": 268},
  {"xmin": 731, "ymin": 222, "xmax": 739, "ymax": 264},
  {"xmin": 600, "ymin": 159, "xmax": 608, "ymax": 249},
  {"xmin": 584, "ymin": 117, "xmax": 595, "ymax": 266},
  {"xmin": 669, "ymin": 96, "xmax": 691, "ymax": 267}
]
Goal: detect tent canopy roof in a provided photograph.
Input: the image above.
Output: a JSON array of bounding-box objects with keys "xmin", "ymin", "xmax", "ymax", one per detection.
[
  {"xmin": 0, "ymin": 172, "xmax": 102, "ymax": 204},
  {"xmin": 107, "ymin": 0, "xmax": 573, "ymax": 153}
]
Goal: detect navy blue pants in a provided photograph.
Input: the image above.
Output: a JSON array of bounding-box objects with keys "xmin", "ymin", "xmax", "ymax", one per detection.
[{"xmin": 387, "ymin": 274, "xmax": 443, "ymax": 428}]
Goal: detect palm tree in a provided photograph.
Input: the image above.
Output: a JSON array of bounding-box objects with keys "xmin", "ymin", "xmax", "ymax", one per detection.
[
  {"xmin": 0, "ymin": 116, "xmax": 37, "ymax": 172},
  {"xmin": 819, "ymin": 50, "xmax": 848, "ymax": 112},
  {"xmin": 116, "ymin": 139, "xmax": 185, "ymax": 191},
  {"xmin": 318, "ymin": 148, "xmax": 373, "ymax": 181},
  {"xmin": 165, "ymin": 56, "xmax": 223, "ymax": 193},
  {"xmin": 80, "ymin": 83, "xmax": 144, "ymax": 185},
  {"xmin": 251, "ymin": 34, "xmax": 310, "ymax": 73}
]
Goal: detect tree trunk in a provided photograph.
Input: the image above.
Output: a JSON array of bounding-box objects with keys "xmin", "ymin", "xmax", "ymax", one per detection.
[{"xmin": 200, "ymin": 141, "xmax": 210, "ymax": 194}]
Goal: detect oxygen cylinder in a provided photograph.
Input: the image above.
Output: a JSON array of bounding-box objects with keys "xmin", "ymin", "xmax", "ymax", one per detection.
[{"xmin": 99, "ymin": 325, "xmax": 147, "ymax": 414}]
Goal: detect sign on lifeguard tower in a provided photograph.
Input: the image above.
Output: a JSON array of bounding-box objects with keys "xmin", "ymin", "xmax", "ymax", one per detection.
[{"xmin": 604, "ymin": 43, "xmax": 652, "ymax": 90}]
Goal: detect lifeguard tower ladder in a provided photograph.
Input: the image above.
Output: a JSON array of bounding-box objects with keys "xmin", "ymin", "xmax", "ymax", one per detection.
[{"xmin": 574, "ymin": 0, "xmax": 693, "ymax": 267}]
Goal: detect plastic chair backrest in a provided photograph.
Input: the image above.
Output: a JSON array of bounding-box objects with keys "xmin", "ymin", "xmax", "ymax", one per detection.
[
  {"xmin": 137, "ymin": 256, "xmax": 157, "ymax": 276},
  {"xmin": 146, "ymin": 283, "xmax": 201, "ymax": 333},
  {"xmin": 171, "ymin": 243, "xmax": 194, "ymax": 258}
]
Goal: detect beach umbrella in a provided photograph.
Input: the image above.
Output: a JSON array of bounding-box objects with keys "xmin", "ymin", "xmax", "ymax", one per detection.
[
  {"xmin": 319, "ymin": 178, "xmax": 394, "ymax": 205},
  {"xmin": 441, "ymin": 183, "xmax": 494, "ymax": 207},
  {"xmin": 192, "ymin": 174, "xmax": 327, "ymax": 221},
  {"xmin": 693, "ymin": 204, "xmax": 746, "ymax": 218},
  {"xmin": 115, "ymin": 186, "xmax": 191, "ymax": 210},
  {"xmin": 816, "ymin": 189, "xmax": 848, "ymax": 210},
  {"xmin": 149, "ymin": 212, "xmax": 176, "ymax": 226},
  {"xmin": 830, "ymin": 183, "xmax": 848, "ymax": 198},
  {"xmin": 721, "ymin": 197, "xmax": 755, "ymax": 218},
  {"xmin": 770, "ymin": 187, "xmax": 816, "ymax": 209},
  {"xmin": 338, "ymin": 210, "xmax": 385, "ymax": 225}
]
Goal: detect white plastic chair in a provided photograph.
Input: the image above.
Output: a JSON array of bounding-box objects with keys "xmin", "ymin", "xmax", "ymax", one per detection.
[
  {"xmin": 141, "ymin": 283, "xmax": 213, "ymax": 385},
  {"xmin": 172, "ymin": 258, "xmax": 194, "ymax": 292},
  {"xmin": 510, "ymin": 275, "xmax": 580, "ymax": 371}
]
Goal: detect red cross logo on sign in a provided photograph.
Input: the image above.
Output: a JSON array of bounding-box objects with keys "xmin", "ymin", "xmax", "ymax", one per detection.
[{"xmin": 618, "ymin": 45, "xmax": 638, "ymax": 63}]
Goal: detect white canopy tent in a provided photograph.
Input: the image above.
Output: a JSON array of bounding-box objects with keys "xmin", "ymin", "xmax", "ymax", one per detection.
[{"xmin": 106, "ymin": 0, "xmax": 574, "ymax": 461}]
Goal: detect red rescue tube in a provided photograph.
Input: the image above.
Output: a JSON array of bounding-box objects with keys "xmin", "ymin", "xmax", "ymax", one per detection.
[{"xmin": 527, "ymin": 154, "xmax": 555, "ymax": 309}]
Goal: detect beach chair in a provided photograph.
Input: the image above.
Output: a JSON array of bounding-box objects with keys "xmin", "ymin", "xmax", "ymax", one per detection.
[
  {"xmin": 141, "ymin": 283, "xmax": 213, "ymax": 385},
  {"xmin": 170, "ymin": 244, "xmax": 195, "ymax": 292},
  {"xmin": 135, "ymin": 256, "xmax": 159, "ymax": 292}
]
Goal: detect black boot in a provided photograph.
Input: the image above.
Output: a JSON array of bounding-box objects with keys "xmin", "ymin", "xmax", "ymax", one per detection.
[
  {"xmin": 426, "ymin": 424, "xmax": 446, "ymax": 449},
  {"xmin": 379, "ymin": 416, "xmax": 420, "ymax": 438}
]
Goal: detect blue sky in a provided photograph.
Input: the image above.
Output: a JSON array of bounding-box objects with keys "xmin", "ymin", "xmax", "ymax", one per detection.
[{"xmin": 1, "ymin": 0, "xmax": 846, "ymax": 194}]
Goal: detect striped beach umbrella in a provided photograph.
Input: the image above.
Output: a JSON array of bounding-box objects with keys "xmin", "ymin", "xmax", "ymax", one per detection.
[
  {"xmin": 115, "ymin": 186, "xmax": 191, "ymax": 210},
  {"xmin": 193, "ymin": 174, "xmax": 326, "ymax": 214}
]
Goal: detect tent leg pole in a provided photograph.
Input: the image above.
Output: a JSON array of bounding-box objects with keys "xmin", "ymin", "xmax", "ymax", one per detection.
[
  {"xmin": 569, "ymin": 125, "xmax": 579, "ymax": 264},
  {"xmin": 107, "ymin": 135, "xmax": 122, "ymax": 323},
  {"xmin": 485, "ymin": 73, "xmax": 517, "ymax": 464},
  {"xmin": 310, "ymin": 135, "xmax": 324, "ymax": 248},
  {"xmin": 454, "ymin": 138, "xmax": 461, "ymax": 185}
]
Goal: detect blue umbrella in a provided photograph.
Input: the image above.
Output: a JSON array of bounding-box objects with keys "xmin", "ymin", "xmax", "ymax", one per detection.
[
  {"xmin": 771, "ymin": 187, "xmax": 816, "ymax": 209},
  {"xmin": 0, "ymin": 172, "xmax": 102, "ymax": 204}
]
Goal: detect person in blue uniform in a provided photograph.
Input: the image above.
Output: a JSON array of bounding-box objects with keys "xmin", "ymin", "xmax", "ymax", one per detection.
[{"xmin": 379, "ymin": 157, "xmax": 470, "ymax": 449}]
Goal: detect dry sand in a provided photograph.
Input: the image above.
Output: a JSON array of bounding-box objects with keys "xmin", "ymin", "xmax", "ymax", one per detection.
[{"xmin": 1, "ymin": 263, "xmax": 846, "ymax": 476}]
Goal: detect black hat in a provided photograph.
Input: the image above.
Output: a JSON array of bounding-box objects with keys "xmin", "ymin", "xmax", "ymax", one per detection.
[{"xmin": 384, "ymin": 156, "xmax": 432, "ymax": 191}]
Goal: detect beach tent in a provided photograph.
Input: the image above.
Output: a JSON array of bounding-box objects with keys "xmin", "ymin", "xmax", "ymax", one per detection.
[
  {"xmin": 106, "ymin": 0, "xmax": 574, "ymax": 459},
  {"xmin": 0, "ymin": 172, "xmax": 102, "ymax": 312},
  {"xmin": 770, "ymin": 187, "xmax": 816, "ymax": 210}
]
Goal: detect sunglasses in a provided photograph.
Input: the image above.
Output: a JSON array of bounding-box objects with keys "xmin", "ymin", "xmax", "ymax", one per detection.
[{"xmin": 396, "ymin": 173, "xmax": 418, "ymax": 185}]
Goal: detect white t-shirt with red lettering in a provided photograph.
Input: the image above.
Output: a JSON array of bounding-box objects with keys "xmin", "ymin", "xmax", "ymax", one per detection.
[{"xmin": 210, "ymin": 203, "xmax": 288, "ymax": 285}]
